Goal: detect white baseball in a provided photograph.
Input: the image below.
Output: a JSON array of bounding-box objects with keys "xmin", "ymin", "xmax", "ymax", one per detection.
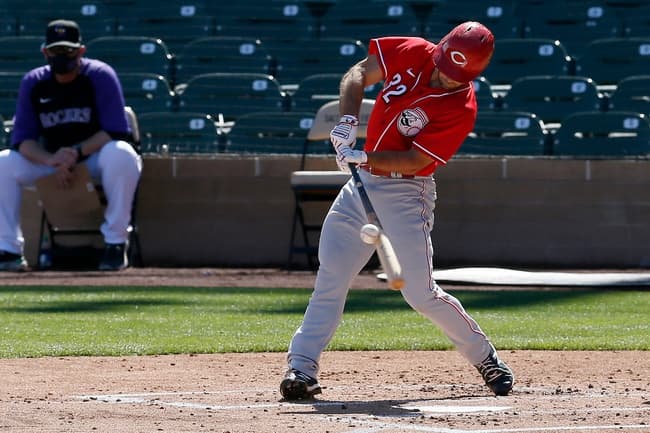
[{"xmin": 360, "ymin": 224, "xmax": 380, "ymax": 244}]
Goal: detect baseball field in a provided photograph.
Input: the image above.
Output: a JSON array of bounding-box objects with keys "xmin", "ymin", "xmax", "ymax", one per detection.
[{"xmin": 1, "ymin": 267, "xmax": 649, "ymax": 433}]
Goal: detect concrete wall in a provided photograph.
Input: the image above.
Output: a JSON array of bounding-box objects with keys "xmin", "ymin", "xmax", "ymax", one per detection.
[{"xmin": 22, "ymin": 155, "xmax": 650, "ymax": 269}]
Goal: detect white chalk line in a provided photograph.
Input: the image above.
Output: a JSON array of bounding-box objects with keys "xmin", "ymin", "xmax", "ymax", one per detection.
[
  {"xmin": 336, "ymin": 416, "xmax": 650, "ymax": 433},
  {"xmin": 75, "ymin": 387, "xmax": 650, "ymax": 433}
]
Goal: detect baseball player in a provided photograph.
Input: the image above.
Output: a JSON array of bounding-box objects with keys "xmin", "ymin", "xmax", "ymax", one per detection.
[
  {"xmin": 281, "ymin": 22, "xmax": 514, "ymax": 400},
  {"xmin": 0, "ymin": 19, "xmax": 141, "ymax": 271}
]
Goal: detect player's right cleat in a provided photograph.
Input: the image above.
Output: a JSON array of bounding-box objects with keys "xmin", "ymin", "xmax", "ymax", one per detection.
[
  {"xmin": 0, "ymin": 250, "xmax": 28, "ymax": 271},
  {"xmin": 280, "ymin": 369, "xmax": 322, "ymax": 400},
  {"xmin": 98, "ymin": 243, "xmax": 128, "ymax": 271},
  {"xmin": 474, "ymin": 350, "xmax": 514, "ymax": 396}
]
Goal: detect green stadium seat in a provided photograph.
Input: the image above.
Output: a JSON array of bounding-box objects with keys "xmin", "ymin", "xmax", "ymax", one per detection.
[
  {"xmin": 267, "ymin": 38, "xmax": 368, "ymax": 86},
  {"xmin": 175, "ymin": 36, "xmax": 273, "ymax": 85},
  {"xmin": 621, "ymin": 6, "xmax": 650, "ymax": 37},
  {"xmin": 0, "ymin": 72, "xmax": 23, "ymax": 120},
  {"xmin": 482, "ymin": 38, "xmax": 572, "ymax": 85},
  {"xmin": 552, "ymin": 111, "xmax": 650, "ymax": 157},
  {"xmin": 424, "ymin": 0, "xmax": 520, "ymax": 41},
  {"xmin": 223, "ymin": 111, "xmax": 315, "ymax": 154},
  {"xmin": 319, "ymin": 1, "xmax": 421, "ymax": 42},
  {"xmin": 10, "ymin": 0, "xmax": 115, "ymax": 41},
  {"xmin": 575, "ymin": 37, "xmax": 650, "ymax": 85},
  {"xmin": 176, "ymin": 72, "xmax": 287, "ymax": 122},
  {"xmin": 459, "ymin": 111, "xmax": 548, "ymax": 156},
  {"xmin": 138, "ymin": 111, "xmax": 220, "ymax": 154},
  {"xmin": 118, "ymin": 72, "xmax": 176, "ymax": 114},
  {"xmin": 473, "ymin": 76, "xmax": 498, "ymax": 111},
  {"xmin": 0, "ymin": 36, "xmax": 51, "ymax": 73},
  {"xmin": 115, "ymin": 1, "xmax": 215, "ymax": 55},
  {"xmin": 86, "ymin": 36, "xmax": 175, "ymax": 84},
  {"xmin": 521, "ymin": 1, "xmax": 621, "ymax": 59},
  {"xmin": 211, "ymin": 2, "xmax": 316, "ymax": 40},
  {"xmin": 501, "ymin": 75, "xmax": 602, "ymax": 125},
  {"xmin": 607, "ymin": 75, "xmax": 650, "ymax": 116},
  {"xmin": 290, "ymin": 73, "xmax": 382, "ymax": 113}
]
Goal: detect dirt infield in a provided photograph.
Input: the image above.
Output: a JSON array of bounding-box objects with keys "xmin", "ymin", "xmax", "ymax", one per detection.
[{"xmin": 1, "ymin": 268, "xmax": 649, "ymax": 433}]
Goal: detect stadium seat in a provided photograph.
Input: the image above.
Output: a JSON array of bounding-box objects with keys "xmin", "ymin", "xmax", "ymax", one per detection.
[
  {"xmin": 482, "ymin": 38, "xmax": 572, "ymax": 85},
  {"xmin": 521, "ymin": 1, "xmax": 621, "ymax": 59},
  {"xmin": 267, "ymin": 38, "xmax": 368, "ymax": 86},
  {"xmin": 0, "ymin": 72, "xmax": 24, "ymax": 120},
  {"xmin": 118, "ymin": 72, "xmax": 176, "ymax": 114},
  {"xmin": 138, "ymin": 111, "xmax": 220, "ymax": 153},
  {"xmin": 607, "ymin": 75, "xmax": 650, "ymax": 116},
  {"xmin": 575, "ymin": 38, "xmax": 650, "ymax": 85},
  {"xmin": 319, "ymin": 1, "xmax": 421, "ymax": 42},
  {"xmin": 10, "ymin": 0, "xmax": 115, "ymax": 41},
  {"xmin": 115, "ymin": 1, "xmax": 215, "ymax": 55},
  {"xmin": 290, "ymin": 73, "xmax": 382, "ymax": 113},
  {"xmin": 424, "ymin": 0, "xmax": 520, "ymax": 40},
  {"xmin": 552, "ymin": 111, "xmax": 650, "ymax": 157},
  {"xmin": 459, "ymin": 111, "xmax": 548, "ymax": 156},
  {"xmin": 621, "ymin": 6, "xmax": 650, "ymax": 37},
  {"xmin": 501, "ymin": 75, "xmax": 602, "ymax": 126},
  {"xmin": 473, "ymin": 76, "xmax": 498, "ymax": 111},
  {"xmin": 86, "ymin": 36, "xmax": 175, "ymax": 84},
  {"xmin": 223, "ymin": 111, "xmax": 315, "ymax": 154},
  {"xmin": 211, "ymin": 2, "xmax": 316, "ymax": 40},
  {"xmin": 177, "ymin": 72, "xmax": 287, "ymax": 122},
  {"xmin": 0, "ymin": 36, "xmax": 50, "ymax": 73},
  {"xmin": 175, "ymin": 37, "xmax": 273, "ymax": 85}
]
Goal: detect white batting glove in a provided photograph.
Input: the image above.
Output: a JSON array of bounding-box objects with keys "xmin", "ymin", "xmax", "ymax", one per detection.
[
  {"xmin": 336, "ymin": 144, "xmax": 368, "ymax": 166},
  {"xmin": 330, "ymin": 115, "xmax": 359, "ymax": 153}
]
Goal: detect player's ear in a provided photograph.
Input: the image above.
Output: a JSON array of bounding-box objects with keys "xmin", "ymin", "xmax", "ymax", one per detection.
[{"xmin": 78, "ymin": 46, "xmax": 87, "ymax": 57}]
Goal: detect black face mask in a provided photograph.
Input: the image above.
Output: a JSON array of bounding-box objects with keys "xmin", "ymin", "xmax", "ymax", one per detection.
[{"xmin": 48, "ymin": 53, "xmax": 78, "ymax": 74}]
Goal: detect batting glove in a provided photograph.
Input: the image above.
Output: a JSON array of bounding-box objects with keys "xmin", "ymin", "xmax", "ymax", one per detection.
[
  {"xmin": 330, "ymin": 115, "xmax": 359, "ymax": 153},
  {"xmin": 337, "ymin": 144, "xmax": 368, "ymax": 166}
]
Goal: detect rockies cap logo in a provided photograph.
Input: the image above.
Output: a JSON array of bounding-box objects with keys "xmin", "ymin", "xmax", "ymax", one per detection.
[{"xmin": 450, "ymin": 50, "xmax": 468, "ymax": 67}]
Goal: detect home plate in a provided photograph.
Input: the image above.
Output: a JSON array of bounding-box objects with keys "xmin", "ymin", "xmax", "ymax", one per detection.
[{"xmin": 398, "ymin": 404, "xmax": 511, "ymax": 414}]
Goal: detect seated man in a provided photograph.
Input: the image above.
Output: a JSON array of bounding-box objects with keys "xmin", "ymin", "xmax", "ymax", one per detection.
[{"xmin": 0, "ymin": 19, "xmax": 142, "ymax": 271}]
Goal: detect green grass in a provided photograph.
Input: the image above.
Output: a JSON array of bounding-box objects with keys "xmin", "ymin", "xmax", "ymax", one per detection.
[{"xmin": 0, "ymin": 286, "xmax": 648, "ymax": 358}]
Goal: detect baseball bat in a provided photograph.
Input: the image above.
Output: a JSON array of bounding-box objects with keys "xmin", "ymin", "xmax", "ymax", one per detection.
[{"xmin": 349, "ymin": 164, "xmax": 405, "ymax": 290}]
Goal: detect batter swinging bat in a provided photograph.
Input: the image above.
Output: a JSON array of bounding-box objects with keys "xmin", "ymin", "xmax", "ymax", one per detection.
[{"xmin": 349, "ymin": 164, "xmax": 405, "ymax": 290}]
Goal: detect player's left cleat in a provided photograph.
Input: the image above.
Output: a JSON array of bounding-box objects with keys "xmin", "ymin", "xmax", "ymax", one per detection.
[
  {"xmin": 280, "ymin": 369, "xmax": 322, "ymax": 400},
  {"xmin": 0, "ymin": 250, "xmax": 28, "ymax": 272},
  {"xmin": 475, "ymin": 350, "xmax": 514, "ymax": 396},
  {"xmin": 98, "ymin": 243, "xmax": 128, "ymax": 271}
]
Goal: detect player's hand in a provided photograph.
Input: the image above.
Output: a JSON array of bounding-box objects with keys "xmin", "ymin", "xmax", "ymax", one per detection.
[
  {"xmin": 330, "ymin": 115, "xmax": 359, "ymax": 153},
  {"xmin": 48, "ymin": 147, "xmax": 77, "ymax": 170},
  {"xmin": 336, "ymin": 144, "xmax": 368, "ymax": 166}
]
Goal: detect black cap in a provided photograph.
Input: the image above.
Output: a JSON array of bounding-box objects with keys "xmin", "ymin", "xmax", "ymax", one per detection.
[{"xmin": 45, "ymin": 19, "xmax": 82, "ymax": 49}]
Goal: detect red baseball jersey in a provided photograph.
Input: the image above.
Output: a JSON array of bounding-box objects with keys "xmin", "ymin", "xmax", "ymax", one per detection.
[{"xmin": 366, "ymin": 37, "xmax": 478, "ymax": 176}]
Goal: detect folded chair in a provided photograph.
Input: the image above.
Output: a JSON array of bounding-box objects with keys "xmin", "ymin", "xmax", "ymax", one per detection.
[{"xmin": 287, "ymin": 98, "xmax": 374, "ymax": 269}]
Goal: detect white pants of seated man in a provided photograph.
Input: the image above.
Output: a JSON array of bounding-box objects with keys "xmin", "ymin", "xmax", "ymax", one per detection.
[{"xmin": 0, "ymin": 140, "xmax": 142, "ymax": 256}]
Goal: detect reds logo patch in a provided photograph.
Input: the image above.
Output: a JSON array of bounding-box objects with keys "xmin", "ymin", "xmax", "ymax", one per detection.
[{"xmin": 397, "ymin": 108, "xmax": 429, "ymax": 137}]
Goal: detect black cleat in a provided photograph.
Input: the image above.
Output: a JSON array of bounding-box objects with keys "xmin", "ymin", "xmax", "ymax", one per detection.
[
  {"xmin": 98, "ymin": 243, "xmax": 128, "ymax": 271},
  {"xmin": 475, "ymin": 350, "xmax": 515, "ymax": 396},
  {"xmin": 280, "ymin": 369, "xmax": 322, "ymax": 400},
  {"xmin": 0, "ymin": 250, "xmax": 28, "ymax": 271}
]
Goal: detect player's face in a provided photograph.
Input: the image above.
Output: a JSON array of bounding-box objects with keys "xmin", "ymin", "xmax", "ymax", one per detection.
[{"xmin": 46, "ymin": 46, "xmax": 80, "ymax": 58}]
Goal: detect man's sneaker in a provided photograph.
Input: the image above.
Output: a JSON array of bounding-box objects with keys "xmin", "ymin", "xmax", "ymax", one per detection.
[
  {"xmin": 98, "ymin": 243, "xmax": 128, "ymax": 271},
  {"xmin": 0, "ymin": 250, "xmax": 28, "ymax": 271},
  {"xmin": 280, "ymin": 369, "xmax": 322, "ymax": 400},
  {"xmin": 474, "ymin": 350, "xmax": 514, "ymax": 396}
]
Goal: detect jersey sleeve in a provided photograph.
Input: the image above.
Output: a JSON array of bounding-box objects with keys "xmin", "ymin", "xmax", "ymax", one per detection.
[
  {"xmin": 88, "ymin": 61, "xmax": 130, "ymax": 138},
  {"xmin": 368, "ymin": 37, "xmax": 431, "ymax": 80},
  {"xmin": 11, "ymin": 72, "xmax": 42, "ymax": 148}
]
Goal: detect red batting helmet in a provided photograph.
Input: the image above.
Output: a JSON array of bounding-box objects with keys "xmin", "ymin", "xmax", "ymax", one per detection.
[{"xmin": 433, "ymin": 21, "xmax": 495, "ymax": 83}]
